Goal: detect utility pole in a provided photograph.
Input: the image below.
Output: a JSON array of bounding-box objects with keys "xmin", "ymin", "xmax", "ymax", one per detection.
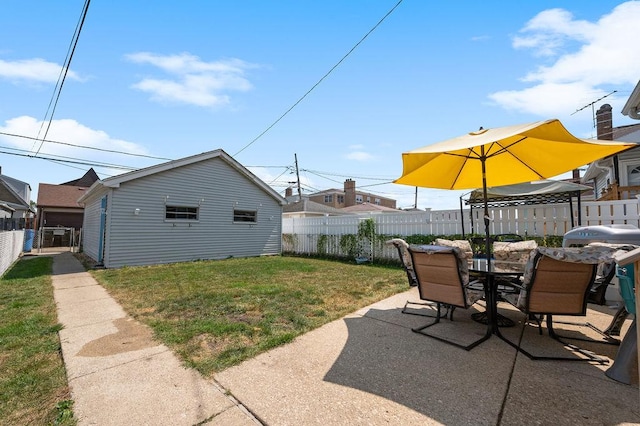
[{"xmin": 294, "ymin": 153, "xmax": 302, "ymax": 201}]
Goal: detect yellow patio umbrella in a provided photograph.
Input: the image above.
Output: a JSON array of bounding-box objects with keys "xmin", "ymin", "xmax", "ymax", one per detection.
[{"xmin": 394, "ymin": 118, "xmax": 635, "ymax": 266}]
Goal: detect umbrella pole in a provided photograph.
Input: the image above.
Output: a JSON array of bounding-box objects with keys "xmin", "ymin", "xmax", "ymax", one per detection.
[
  {"xmin": 480, "ymin": 152, "xmax": 491, "ymax": 269},
  {"xmin": 459, "ymin": 195, "xmax": 465, "ymax": 238},
  {"xmin": 481, "ymin": 152, "xmax": 497, "ymax": 334}
]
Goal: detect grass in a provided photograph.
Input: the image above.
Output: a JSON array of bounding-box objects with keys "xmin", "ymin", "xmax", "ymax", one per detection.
[
  {"xmin": 0, "ymin": 257, "xmax": 76, "ymax": 426},
  {"xmin": 90, "ymin": 255, "xmax": 408, "ymax": 376}
]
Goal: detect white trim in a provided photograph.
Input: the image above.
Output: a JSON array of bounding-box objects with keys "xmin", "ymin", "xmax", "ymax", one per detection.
[
  {"xmin": 622, "ymin": 80, "xmax": 640, "ymax": 120},
  {"xmin": 619, "ymin": 158, "xmax": 640, "ymax": 186}
]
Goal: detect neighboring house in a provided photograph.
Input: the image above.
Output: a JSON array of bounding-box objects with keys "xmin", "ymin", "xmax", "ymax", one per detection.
[
  {"xmin": 340, "ymin": 202, "xmax": 400, "ymax": 214},
  {"xmin": 581, "ymin": 99, "xmax": 640, "ymax": 200},
  {"xmin": 0, "ymin": 167, "xmax": 34, "ymax": 220},
  {"xmin": 78, "ymin": 149, "xmax": 285, "ymax": 268},
  {"xmin": 622, "ymin": 79, "xmax": 640, "ymax": 120},
  {"xmin": 306, "ymin": 179, "xmax": 397, "ymax": 209},
  {"xmin": 283, "ymin": 198, "xmax": 353, "ymax": 218},
  {"xmin": 36, "ymin": 168, "xmax": 99, "ymax": 229}
]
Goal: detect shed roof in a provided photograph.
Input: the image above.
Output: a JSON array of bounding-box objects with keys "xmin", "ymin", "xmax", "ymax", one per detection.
[{"xmin": 79, "ymin": 149, "xmax": 286, "ymax": 205}]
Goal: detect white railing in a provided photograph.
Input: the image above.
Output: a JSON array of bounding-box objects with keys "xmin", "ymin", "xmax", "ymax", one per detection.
[
  {"xmin": 282, "ymin": 199, "xmax": 640, "ymax": 259},
  {"xmin": 0, "ymin": 230, "xmax": 25, "ymax": 277}
]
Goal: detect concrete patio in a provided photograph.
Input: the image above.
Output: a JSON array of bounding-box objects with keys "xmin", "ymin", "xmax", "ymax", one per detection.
[{"xmin": 216, "ymin": 289, "xmax": 640, "ymax": 425}]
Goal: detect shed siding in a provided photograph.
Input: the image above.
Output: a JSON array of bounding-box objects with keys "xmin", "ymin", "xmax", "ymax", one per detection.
[{"xmin": 104, "ymin": 157, "xmax": 282, "ymax": 268}]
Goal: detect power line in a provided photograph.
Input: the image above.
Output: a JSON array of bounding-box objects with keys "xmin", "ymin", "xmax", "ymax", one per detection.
[
  {"xmin": 0, "ymin": 148, "xmax": 136, "ymax": 170},
  {"xmin": 1, "ymin": 131, "xmax": 172, "ymax": 161},
  {"xmin": 232, "ymin": 0, "xmax": 404, "ymax": 157},
  {"xmin": 302, "ymin": 168, "xmax": 394, "ymax": 181},
  {"xmin": 34, "ymin": 0, "xmax": 91, "ymax": 156}
]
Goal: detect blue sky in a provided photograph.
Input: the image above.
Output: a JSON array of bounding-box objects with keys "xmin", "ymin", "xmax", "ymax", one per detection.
[{"xmin": 1, "ymin": 1, "xmax": 639, "ymax": 210}]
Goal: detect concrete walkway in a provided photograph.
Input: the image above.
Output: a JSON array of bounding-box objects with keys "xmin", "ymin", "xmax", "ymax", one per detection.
[
  {"xmin": 48, "ymin": 252, "xmax": 640, "ymax": 425},
  {"xmin": 51, "ymin": 252, "xmax": 259, "ymax": 425}
]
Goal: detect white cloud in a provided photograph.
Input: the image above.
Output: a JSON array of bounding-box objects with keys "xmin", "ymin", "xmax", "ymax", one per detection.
[
  {"xmin": 0, "ymin": 115, "xmax": 148, "ymax": 162},
  {"xmin": 490, "ymin": 2, "xmax": 640, "ymax": 116},
  {"xmin": 346, "ymin": 151, "xmax": 374, "ymax": 161},
  {"xmin": 0, "ymin": 58, "xmax": 82, "ymax": 84},
  {"xmin": 125, "ymin": 52, "xmax": 257, "ymax": 107}
]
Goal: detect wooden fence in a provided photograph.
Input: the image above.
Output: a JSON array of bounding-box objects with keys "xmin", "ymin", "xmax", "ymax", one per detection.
[{"xmin": 282, "ymin": 199, "xmax": 640, "ymax": 260}]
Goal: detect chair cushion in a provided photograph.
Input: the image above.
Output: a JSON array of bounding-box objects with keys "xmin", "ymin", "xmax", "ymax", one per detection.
[
  {"xmin": 386, "ymin": 238, "xmax": 412, "ymax": 268},
  {"xmin": 410, "ymin": 245, "xmax": 482, "ymax": 307},
  {"xmin": 512, "ymin": 245, "xmax": 638, "ymax": 311},
  {"xmin": 493, "ymin": 240, "xmax": 538, "ymax": 263},
  {"xmin": 434, "ymin": 238, "xmax": 474, "ymax": 259}
]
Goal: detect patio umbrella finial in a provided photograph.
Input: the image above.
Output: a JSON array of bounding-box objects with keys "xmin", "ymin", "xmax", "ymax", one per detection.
[{"xmin": 469, "ymin": 127, "xmax": 488, "ymax": 136}]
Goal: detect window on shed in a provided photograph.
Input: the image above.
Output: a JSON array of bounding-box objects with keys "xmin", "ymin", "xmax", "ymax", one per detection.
[
  {"xmin": 233, "ymin": 209, "xmax": 257, "ymax": 223},
  {"xmin": 165, "ymin": 205, "xmax": 198, "ymax": 220}
]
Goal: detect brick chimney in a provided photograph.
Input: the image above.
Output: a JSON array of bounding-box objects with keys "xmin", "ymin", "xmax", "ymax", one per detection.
[
  {"xmin": 285, "ymin": 187, "xmax": 293, "ymax": 198},
  {"xmin": 572, "ymin": 168, "xmax": 581, "ymax": 182},
  {"xmin": 344, "ymin": 179, "xmax": 356, "ymax": 207},
  {"xmin": 596, "ymin": 103, "xmax": 613, "ymax": 140}
]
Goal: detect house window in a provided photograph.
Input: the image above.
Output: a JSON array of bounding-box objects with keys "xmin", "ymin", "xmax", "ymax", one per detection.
[
  {"xmin": 374, "ymin": 198, "xmax": 380, "ymax": 205},
  {"xmin": 324, "ymin": 195, "xmax": 333, "ymax": 203},
  {"xmin": 166, "ymin": 205, "xmax": 199, "ymax": 220},
  {"xmin": 628, "ymin": 166, "xmax": 640, "ymax": 186},
  {"xmin": 355, "ymin": 195, "xmax": 363, "ymax": 204},
  {"xmin": 337, "ymin": 195, "xmax": 344, "ymax": 204},
  {"xmin": 366, "ymin": 196, "xmax": 371, "ymax": 203},
  {"xmin": 233, "ymin": 209, "xmax": 257, "ymax": 223}
]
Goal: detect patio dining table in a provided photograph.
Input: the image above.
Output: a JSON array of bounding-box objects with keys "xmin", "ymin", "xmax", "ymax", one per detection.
[{"xmin": 468, "ymin": 259, "xmax": 527, "ymax": 337}]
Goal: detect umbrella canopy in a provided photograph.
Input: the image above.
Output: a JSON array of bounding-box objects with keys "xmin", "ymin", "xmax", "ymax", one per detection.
[
  {"xmin": 394, "ymin": 118, "xmax": 635, "ymax": 270},
  {"xmin": 394, "ymin": 119, "xmax": 635, "ymax": 191}
]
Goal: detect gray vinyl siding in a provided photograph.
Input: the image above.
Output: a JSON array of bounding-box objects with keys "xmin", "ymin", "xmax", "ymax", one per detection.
[
  {"xmin": 81, "ymin": 188, "xmax": 109, "ymax": 262},
  {"xmin": 103, "ymin": 157, "xmax": 282, "ymax": 268}
]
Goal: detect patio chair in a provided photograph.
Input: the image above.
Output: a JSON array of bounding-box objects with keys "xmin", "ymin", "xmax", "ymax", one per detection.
[
  {"xmin": 500, "ymin": 247, "xmax": 620, "ymax": 363},
  {"xmin": 587, "ymin": 260, "xmax": 616, "ymax": 306},
  {"xmin": 408, "ymin": 245, "xmax": 486, "ymax": 350},
  {"xmin": 386, "ymin": 238, "xmax": 454, "ymax": 318}
]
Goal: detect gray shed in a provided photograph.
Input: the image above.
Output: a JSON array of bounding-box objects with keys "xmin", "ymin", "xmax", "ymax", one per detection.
[{"xmin": 78, "ymin": 149, "xmax": 285, "ymax": 268}]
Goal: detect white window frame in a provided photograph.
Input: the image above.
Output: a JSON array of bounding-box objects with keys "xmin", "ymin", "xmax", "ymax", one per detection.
[
  {"xmin": 233, "ymin": 209, "xmax": 257, "ymax": 223},
  {"xmin": 165, "ymin": 205, "xmax": 199, "ymax": 221}
]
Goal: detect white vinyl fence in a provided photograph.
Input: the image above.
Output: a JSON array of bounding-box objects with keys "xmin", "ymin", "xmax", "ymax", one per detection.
[
  {"xmin": 282, "ymin": 199, "xmax": 640, "ymax": 261},
  {"xmin": 0, "ymin": 230, "xmax": 25, "ymax": 277}
]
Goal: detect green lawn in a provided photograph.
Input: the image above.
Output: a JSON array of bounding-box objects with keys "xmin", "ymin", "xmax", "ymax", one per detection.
[
  {"xmin": 0, "ymin": 257, "xmax": 75, "ymax": 426},
  {"xmin": 90, "ymin": 255, "xmax": 408, "ymax": 376}
]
